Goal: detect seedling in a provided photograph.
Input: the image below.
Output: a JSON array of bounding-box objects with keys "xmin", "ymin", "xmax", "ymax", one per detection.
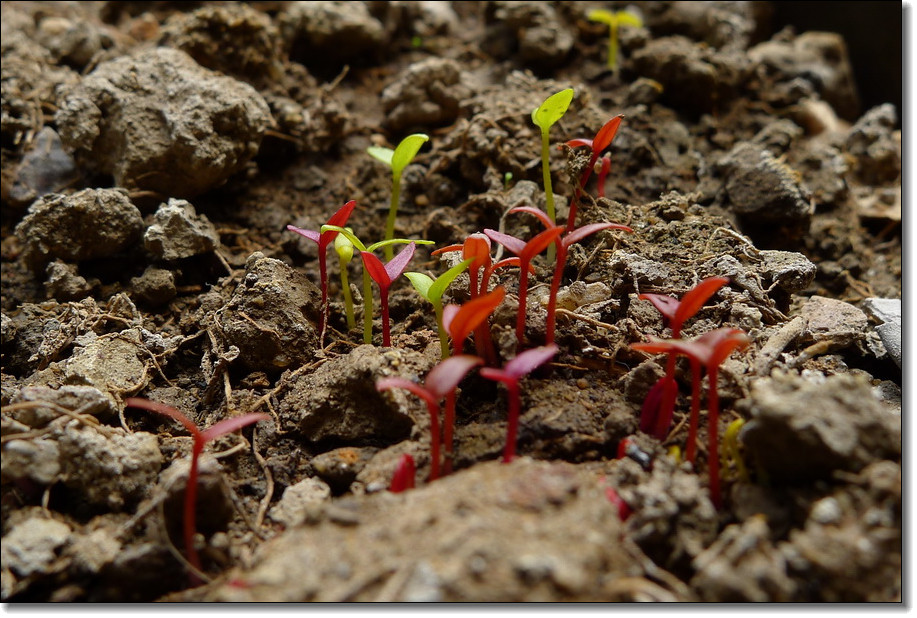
[
  {"xmin": 361, "ymin": 243, "xmax": 418, "ymax": 347},
  {"xmin": 597, "ymin": 153, "xmax": 612, "ymax": 198},
  {"xmin": 588, "ymin": 8, "xmax": 643, "ymax": 73},
  {"xmin": 632, "ymin": 327, "xmax": 750, "ymax": 508},
  {"xmin": 321, "ymin": 225, "xmax": 433, "ymax": 344},
  {"xmin": 509, "ymin": 206, "xmax": 632, "ymax": 345},
  {"xmin": 484, "ymin": 226, "xmax": 565, "ymax": 347},
  {"xmin": 377, "ymin": 355, "xmax": 483, "ymax": 480},
  {"xmin": 367, "ymin": 133, "xmax": 430, "ymax": 260},
  {"xmin": 531, "ymin": 88, "xmax": 574, "ymax": 261},
  {"xmin": 720, "ymin": 418, "xmax": 750, "ymax": 484},
  {"xmin": 389, "ymin": 453, "xmax": 416, "ymax": 493},
  {"xmin": 286, "ymin": 200, "xmax": 357, "ymax": 340},
  {"xmin": 479, "ymin": 344, "xmax": 557, "ymax": 463},
  {"xmin": 433, "ymin": 234, "xmax": 521, "ymax": 362},
  {"xmin": 124, "ymin": 398, "xmax": 269, "ymax": 583},
  {"xmin": 442, "ymin": 286, "xmax": 506, "ymax": 357},
  {"xmin": 603, "ymin": 484, "xmax": 633, "ymax": 522},
  {"xmin": 333, "ymin": 230, "xmax": 357, "ymax": 330},
  {"xmin": 405, "ymin": 258, "xmax": 474, "ymax": 358},
  {"xmin": 638, "ymin": 276, "xmax": 730, "ymax": 439},
  {"xmin": 563, "ymin": 115, "xmax": 623, "ymax": 231}
]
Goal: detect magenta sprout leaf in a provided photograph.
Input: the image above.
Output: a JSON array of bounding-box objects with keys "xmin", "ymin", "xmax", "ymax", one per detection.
[
  {"xmin": 425, "ymin": 355, "xmax": 484, "ymax": 399},
  {"xmin": 503, "ymin": 344, "xmax": 559, "ymax": 379}
]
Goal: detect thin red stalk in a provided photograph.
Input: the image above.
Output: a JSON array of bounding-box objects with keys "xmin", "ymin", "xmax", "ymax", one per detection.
[
  {"xmin": 516, "ymin": 262, "xmax": 531, "ymax": 347},
  {"xmin": 685, "ymin": 358, "xmax": 702, "ymax": 464},
  {"xmin": 708, "ymin": 366, "xmax": 722, "ymax": 508},
  {"xmin": 597, "ymin": 154, "xmax": 611, "ymax": 198},
  {"xmin": 443, "ymin": 391, "xmax": 457, "ymax": 475},
  {"xmin": 545, "ymin": 244, "xmax": 567, "ymax": 345},
  {"xmin": 652, "ymin": 353, "xmax": 679, "ymax": 439},
  {"xmin": 424, "ymin": 400, "xmax": 442, "ymax": 481},
  {"xmin": 184, "ymin": 441, "xmax": 204, "ymax": 583},
  {"xmin": 566, "ymin": 154, "xmax": 599, "ymax": 233},
  {"xmin": 469, "ymin": 267, "xmax": 480, "ymax": 300},
  {"xmin": 502, "ymin": 381, "xmax": 521, "ymax": 463},
  {"xmin": 380, "ymin": 289, "xmax": 391, "ymax": 346}
]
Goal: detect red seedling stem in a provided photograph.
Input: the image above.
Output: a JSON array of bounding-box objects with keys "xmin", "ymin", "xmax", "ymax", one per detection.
[
  {"xmin": 632, "ymin": 327, "xmax": 749, "ymax": 508},
  {"xmin": 597, "ymin": 153, "xmax": 612, "ymax": 198},
  {"xmin": 361, "ymin": 243, "xmax": 416, "ymax": 347},
  {"xmin": 286, "ymin": 200, "xmax": 357, "ymax": 341},
  {"xmin": 638, "ymin": 277, "xmax": 730, "ymax": 439},
  {"xmin": 377, "ymin": 355, "xmax": 482, "ymax": 480},
  {"xmin": 564, "ymin": 115, "xmax": 623, "ymax": 232},
  {"xmin": 484, "ymin": 226, "xmax": 565, "ymax": 348},
  {"xmin": 124, "ymin": 398, "xmax": 269, "ymax": 584},
  {"xmin": 510, "ymin": 206, "xmax": 632, "ymax": 345},
  {"xmin": 389, "ymin": 454, "xmax": 416, "ymax": 493},
  {"xmin": 479, "ymin": 345, "xmax": 557, "ymax": 462}
]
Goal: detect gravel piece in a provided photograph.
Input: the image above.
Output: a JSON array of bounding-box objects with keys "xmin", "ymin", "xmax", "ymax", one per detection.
[{"xmin": 381, "ymin": 57, "xmax": 470, "ymax": 132}]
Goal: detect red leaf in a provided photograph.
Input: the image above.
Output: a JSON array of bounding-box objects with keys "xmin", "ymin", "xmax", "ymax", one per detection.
[
  {"xmin": 638, "ymin": 293, "xmax": 680, "ymax": 322},
  {"xmin": 377, "ymin": 377, "xmax": 437, "ymax": 408},
  {"xmin": 510, "ymin": 206, "xmax": 553, "ymax": 230},
  {"xmin": 447, "ymin": 287, "xmax": 505, "ymax": 346},
  {"xmin": 592, "ymin": 115, "xmax": 624, "ymax": 153},
  {"xmin": 672, "ymin": 277, "xmax": 730, "ymax": 332},
  {"xmin": 286, "ymin": 225, "xmax": 320, "ymax": 244},
  {"xmin": 361, "ymin": 251, "xmax": 391, "ymax": 288},
  {"xmin": 520, "ymin": 226, "xmax": 565, "ymax": 262},
  {"xmin": 564, "ymin": 138, "xmax": 594, "ymax": 149}
]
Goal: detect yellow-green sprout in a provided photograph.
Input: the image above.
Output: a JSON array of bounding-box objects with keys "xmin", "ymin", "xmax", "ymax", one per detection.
[
  {"xmin": 588, "ymin": 8, "xmax": 643, "ymax": 72},
  {"xmin": 531, "ymin": 88, "xmax": 574, "ymax": 262}
]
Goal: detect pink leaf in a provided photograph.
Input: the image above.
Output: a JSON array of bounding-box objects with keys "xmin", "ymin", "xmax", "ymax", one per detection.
[
  {"xmin": 389, "ymin": 454, "xmax": 416, "ymax": 493},
  {"xmin": 504, "ymin": 344, "xmax": 558, "ymax": 379},
  {"xmin": 672, "ymin": 277, "xmax": 730, "ymax": 332},
  {"xmin": 510, "ymin": 206, "xmax": 554, "ymax": 230},
  {"xmin": 384, "ymin": 242, "xmax": 416, "ymax": 282},
  {"xmin": 425, "ymin": 355, "xmax": 483, "ymax": 400},
  {"xmin": 563, "ymin": 222, "xmax": 632, "ymax": 248},
  {"xmin": 638, "ymin": 293, "xmax": 680, "ymax": 322},
  {"xmin": 200, "ymin": 413, "xmax": 271, "ymax": 443},
  {"xmin": 483, "ymin": 229, "xmax": 526, "ymax": 256},
  {"xmin": 565, "ymin": 138, "xmax": 594, "ymax": 149},
  {"xmin": 125, "ymin": 398, "xmax": 201, "ymax": 440},
  {"xmin": 286, "ymin": 225, "xmax": 321, "ymax": 244},
  {"xmin": 377, "ymin": 377, "xmax": 437, "ymax": 408}
]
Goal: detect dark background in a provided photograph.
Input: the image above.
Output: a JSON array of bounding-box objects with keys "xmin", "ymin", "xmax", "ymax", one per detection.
[{"xmin": 771, "ymin": 1, "xmax": 903, "ymax": 117}]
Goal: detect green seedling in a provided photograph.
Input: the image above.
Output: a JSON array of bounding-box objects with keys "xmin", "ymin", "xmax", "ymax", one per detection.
[
  {"xmin": 405, "ymin": 258, "xmax": 474, "ymax": 358},
  {"xmin": 532, "ymin": 88, "xmax": 574, "ymax": 261},
  {"xmin": 368, "ymin": 133, "xmax": 430, "ymax": 260},
  {"xmin": 124, "ymin": 398, "xmax": 269, "ymax": 584},
  {"xmin": 480, "ymin": 345, "xmax": 558, "ymax": 463},
  {"xmin": 509, "ymin": 206, "xmax": 632, "ymax": 345},
  {"xmin": 632, "ymin": 327, "xmax": 750, "ymax": 508},
  {"xmin": 588, "ymin": 8, "xmax": 643, "ymax": 72},
  {"xmin": 484, "ymin": 226, "xmax": 566, "ymax": 348},
  {"xmin": 361, "ymin": 243, "xmax": 417, "ymax": 347},
  {"xmin": 286, "ymin": 200, "xmax": 357, "ymax": 341},
  {"xmin": 333, "ymin": 230, "xmax": 357, "ymax": 330},
  {"xmin": 720, "ymin": 418, "xmax": 750, "ymax": 484},
  {"xmin": 321, "ymin": 225, "xmax": 433, "ymax": 344},
  {"xmin": 377, "ymin": 355, "xmax": 483, "ymax": 480}
]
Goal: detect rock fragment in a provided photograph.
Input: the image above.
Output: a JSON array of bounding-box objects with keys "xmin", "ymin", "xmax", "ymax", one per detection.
[
  {"xmin": 381, "ymin": 57, "xmax": 470, "ymax": 132},
  {"xmin": 55, "ymin": 47, "xmax": 271, "ymax": 197},
  {"xmin": 15, "ymin": 188, "xmax": 143, "ymax": 272},
  {"xmin": 143, "ymin": 199, "xmax": 219, "ymax": 261},
  {"xmin": 215, "ymin": 252, "xmax": 321, "ymax": 372},
  {"xmin": 717, "ymin": 143, "xmax": 811, "ymax": 223},
  {"xmin": 740, "ymin": 372, "xmax": 900, "ymax": 482}
]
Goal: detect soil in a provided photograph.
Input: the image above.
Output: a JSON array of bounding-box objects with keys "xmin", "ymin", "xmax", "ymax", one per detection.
[{"xmin": 0, "ymin": 1, "xmax": 902, "ymax": 604}]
